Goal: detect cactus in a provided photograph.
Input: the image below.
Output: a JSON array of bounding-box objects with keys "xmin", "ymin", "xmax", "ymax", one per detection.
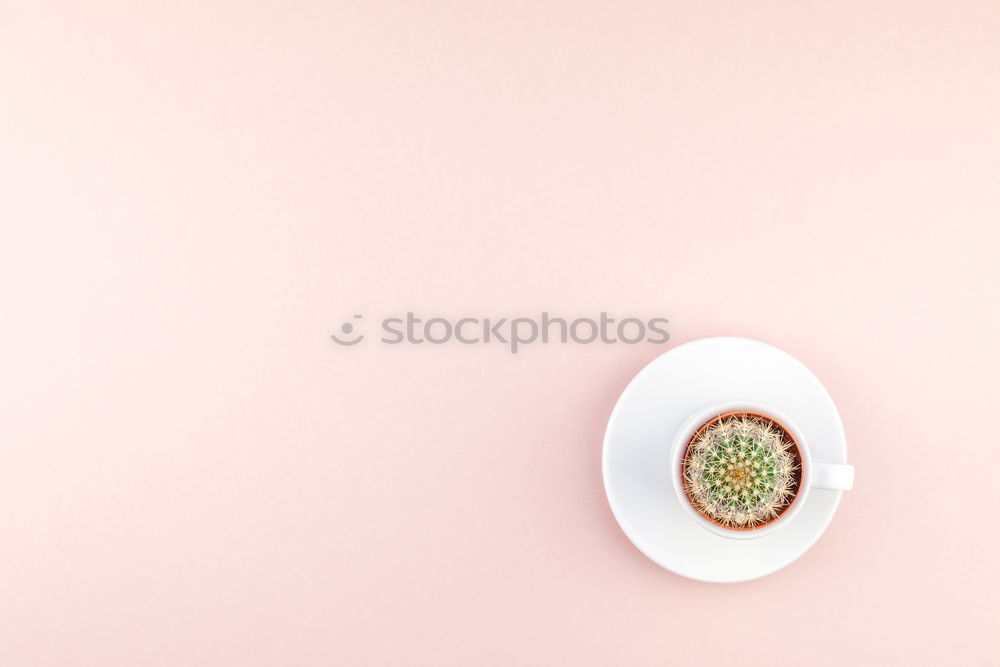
[{"xmin": 682, "ymin": 413, "xmax": 799, "ymax": 529}]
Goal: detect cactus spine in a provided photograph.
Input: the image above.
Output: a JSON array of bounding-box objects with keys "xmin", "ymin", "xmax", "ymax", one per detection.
[{"xmin": 682, "ymin": 413, "xmax": 799, "ymax": 529}]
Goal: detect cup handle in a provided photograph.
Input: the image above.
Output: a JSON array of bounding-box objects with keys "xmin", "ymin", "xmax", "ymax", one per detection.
[{"xmin": 810, "ymin": 461, "xmax": 855, "ymax": 491}]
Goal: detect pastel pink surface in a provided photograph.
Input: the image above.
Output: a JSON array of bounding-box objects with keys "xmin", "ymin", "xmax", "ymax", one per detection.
[{"xmin": 2, "ymin": 2, "xmax": 998, "ymax": 665}]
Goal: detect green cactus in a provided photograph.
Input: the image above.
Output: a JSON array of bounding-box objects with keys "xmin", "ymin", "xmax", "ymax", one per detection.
[{"xmin": 682, "ymin": 413, "xmax": 799, "ymax": 529}]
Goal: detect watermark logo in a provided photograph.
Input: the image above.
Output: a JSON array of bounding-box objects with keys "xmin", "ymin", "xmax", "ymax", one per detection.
[
  {"xmin": 331, "ymin": 312, "xmax": 668, "ymax": 354},
  {"xmin": 329, "ymin": 314, "xmax": 364, "ymax": 346}
]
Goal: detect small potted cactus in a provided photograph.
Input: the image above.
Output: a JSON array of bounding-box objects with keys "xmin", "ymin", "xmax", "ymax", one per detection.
[{"xmin": 681, "ymin": 411, "xmax": 802, "ymax": 530}]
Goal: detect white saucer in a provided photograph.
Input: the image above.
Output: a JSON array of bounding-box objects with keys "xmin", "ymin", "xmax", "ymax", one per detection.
[{"xmin": 602, "ymin": 337, "xmax": 849, "ymax": 583}]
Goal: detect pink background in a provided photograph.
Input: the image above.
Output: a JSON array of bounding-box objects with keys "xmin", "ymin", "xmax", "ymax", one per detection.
[{"xmin": 2, "ymin": 2, "xmax": 999, "ymax": 665}]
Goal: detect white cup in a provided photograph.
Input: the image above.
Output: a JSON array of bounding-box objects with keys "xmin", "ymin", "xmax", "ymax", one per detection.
[{"xmin": 670, "ymin": 401, "xmax": 854, "ymax": 540}]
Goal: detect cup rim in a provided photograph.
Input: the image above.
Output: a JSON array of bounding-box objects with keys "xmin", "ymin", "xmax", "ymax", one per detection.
[{"xmin": 671, "ymin": 401, "xmax": 813, "ymax": 540}]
